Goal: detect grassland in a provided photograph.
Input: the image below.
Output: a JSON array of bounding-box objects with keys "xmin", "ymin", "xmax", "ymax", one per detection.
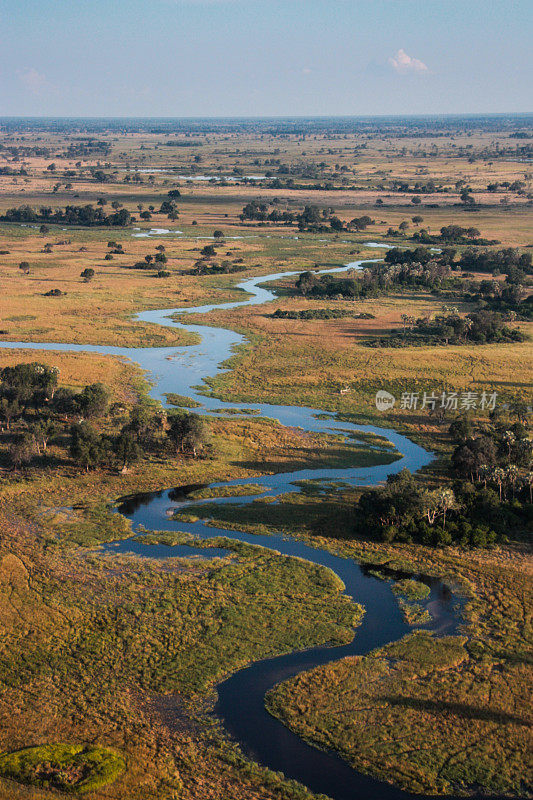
[
  {"xmin": 0, "ymin": 511, "xmax": 359, "ymax": 800},
  {"xmin": 0, "ymin": 122, "xmax": 531, "ymax": 800},
  {"xmin": 266, "ymin": 549, "xmax": 533, "ymax": 798}
]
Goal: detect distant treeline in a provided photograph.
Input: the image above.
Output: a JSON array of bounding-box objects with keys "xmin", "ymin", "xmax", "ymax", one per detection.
[
  {"xmin": 1, "ymin": 114, "xmax": 531, "ymax": 135},
  {"xmin": 241, "ymin": 201, "xmax": 373, "ymax": 232},
  {"xmin": 272, "ymin": 308, "xmax": 375, "ymax": 320},
  {"xmin": 0, "ymin": 204, "xmax": 132, "ymax": 227}
]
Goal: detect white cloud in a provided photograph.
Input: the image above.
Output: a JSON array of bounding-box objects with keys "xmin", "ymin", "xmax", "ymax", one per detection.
[
  {"xmin": 388, "ymin": 49, "xmax": 429, "ymax": 74},
  {"xmin": 18, "ymin": 68, "xmax": 50, "ymax": 95}
]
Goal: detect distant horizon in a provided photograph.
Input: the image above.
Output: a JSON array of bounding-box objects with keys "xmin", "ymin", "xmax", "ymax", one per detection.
[{"xmin": 1, "ymin": 113, "xmax": 532, "ymax": 121}]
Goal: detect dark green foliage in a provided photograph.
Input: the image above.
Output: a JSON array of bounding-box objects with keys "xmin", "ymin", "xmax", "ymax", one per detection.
[
  {"xmin": 357, "ymin": 414, "xmax": 532, "ymax": 547},
  {"xmin": 459, "ymin": 247, "xmax": 532, "ymax": 278},
  {"xmin": 167, "ymin": 411, "xmax": 209, "ymax": 457},
  {"xmin": 272, "ymin": 308, "xmax": 374, "ymax": 320},
  {"xmin": 69, "ymin": 422, "xmax": 109, "ymax": 471},
  {"xmin": 1, "ymin": 204, "xmax": 131, "ymax": 227},
  {"xmin": 77, "ymin": 382, "xmax": 110, "ymax": 418},
  {"xmin": 9, "ymin": 432, "xmax": 38, "ymax": 468},
  {"xmin": 113, "ymin": 429, "xmax": 142, "ymax": 470}
]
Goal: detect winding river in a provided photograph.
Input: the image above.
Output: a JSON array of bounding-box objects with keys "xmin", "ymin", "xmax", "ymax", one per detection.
[{"xmin": 0, "ymin": 249, "xmax": 464, "ymax": 800}]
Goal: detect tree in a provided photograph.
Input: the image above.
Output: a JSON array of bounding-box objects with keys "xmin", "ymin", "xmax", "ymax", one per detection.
[
  {"xmin": 77, "ymin": 382, "xmax": 110, "ymax": 418},
  {"xmin": 30, "ymin": 418, "xmax": 58, "ymax": 454},
  {"xmin": 412, "ymin": 215, "xmax": 424, "ymax": 225},
  {"xmin": 491, "ymin": 467, "xmax": 506, "ymax": 500},
  {"xmin": 39, "ymin": 224, "xmax": 49, "ymax": 235},
  {"xmin": 10, "ymin": 432, "xmax": 38, "ymax": 469},
  {"xmin": 505, "ymin": 464, "xmax": 519, "ymax": 498},
  {"xmin": 213, "ymin": 230, "xmax": 224, "ymax": 239},
  {"xmin": 69, "ymin": 422, "xmax": 108, "ymax": 471},
  {"xmin": 126, "ymin": 404, "xmax": 165, "ymax": 448},
  {"xmin": 452, "ymin": 436, "xmax": 496, "ymax": 481},
  {"xmin": 295, "ymin": 271, "xmax": 318, "ymax": 296},
  {"xmin": 358, "ymin": 468, "xmax": 423, "ymax": 540},
  {"xmin": 53, "ymin": 387, "xmax": 78, "ymax": 417},
  {"xmin": 80, "ymin": 268, "xmax": 95, "ymax": 282},
  {"xmin": 460, "ymin": 188, "xmax": 475, "ymax": 205},
  {"xmin": 0, "ymin": 396, "xmax": 22, "ymax": 430},
  {"xmin": 19, "ymin": 261, "xmax": 30, "ymax": 274},
  {"xmin": 113, "ymin": 430, "xmax": 142, "ymax": 471},
  {"xmin": 167, "ymin": 412, "xmax": 208, "ymax": 457},
  {"xmin": 422, "ymin": 488, "xmax": 457, "ymax": 527},
  {"xmin": 411, "ymin": 196, "xmax": 422, "ymax": 205},
  {"xmin": 1, "ymin": 362, "xmax": 58, "ymax": 405},
  {"xmin": 201, "ymin": 245, "xmax": 216, "ymax": 258},
  {"xmin": 523, "ymin": 472, "xmax": 533, "ymax": 504},
  {"xmin": 448, "ymin": 415, "xmax": 473, "ymax": 443}
]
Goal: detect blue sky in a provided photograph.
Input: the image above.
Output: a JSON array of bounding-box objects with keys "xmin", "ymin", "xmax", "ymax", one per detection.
[{"xmin": 0, "ymin": 0, "xmax": 531, "ymax": 117}]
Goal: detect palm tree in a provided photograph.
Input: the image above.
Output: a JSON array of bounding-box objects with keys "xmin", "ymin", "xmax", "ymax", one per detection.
[
  {"xmin": 505, "ymin": 464, "xmax": 519, "ymax": 498},
  {"xmin": 503, "ymin": 430, "xmax": 516, "ymax": 458},
  {"xmin": 491, "ymin": 467, "xmax": 506, "ymax": 500}
]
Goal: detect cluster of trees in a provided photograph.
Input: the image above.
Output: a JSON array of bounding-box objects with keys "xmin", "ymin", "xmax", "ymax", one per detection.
[
  {"xmin": 458, "ymin": 248, "xmax": 532, "ymax": 319},
  {"xmin": 412, "ymin": 225, "xmax": 498, "ymax": 246},
  {"xmin": 294, "ymin": 246, "xmax": 529, "ymax": 347},
  {"xmin": 272, "ymin": 308, "xmax": 374, "ymax": 320},
  {"xmin": 296, "ymin": 272, "xmax": 362, "ymax": 299},
  {"xmin": 0, "ymin": 362, "xmax": 209, "ymax": 472},
  {"xmin": 385, "ymin": 246, "xmax": 531, "ymax": 319},
  {"xmin": 384, "ymin": 246, "xmax": 456, "ymax": 266},
  {"xmin": 458, "ymin": 247, "xmax": 532, "ymax": 280},
  {"xmin": 367, "ymin": 308, "xmax": 525, "ymax": 349},
  {"xmin": 127, "ymin": 245, "xmax": 169, "ymax": 272},
  {"xmin": 159, "ymin": 199, "xmax": 179, "ymax": 220},
  {"xmin": 295, "ymin": 249, "xmax": 456, "ymax": 300},
  {"xmin": 356, "ymin": 409, "xmax": 532, "ymax": 547},
  {"xmin": 69, "ymin": 407, "xmax": 209, "ymax": 472},
  {"xmin": 192, "ymin": 260, "xmax": 247, "ymax": 276},
  {"xmin": 240, "ymin": 201, "xmax": 373, "ymax": 233},
  {"xmin": 1, "ymin": 204, "xmax": 132, "ymax": 227},
  {"xmin": 413, "ymin": 308, "xmax": 524, "ymax": 345},
  {"xmin": 391, "ymin": 179, "xmax": 437, "ymax": 194},
  {"xmin": 463, "ymin": 279, "xmax": 532, "ymax": 320}
]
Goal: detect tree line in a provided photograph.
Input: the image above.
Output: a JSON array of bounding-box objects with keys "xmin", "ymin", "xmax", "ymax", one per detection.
[{"xmin": 1, "ymin": 205, "xmax": 132, "ymax": 227}]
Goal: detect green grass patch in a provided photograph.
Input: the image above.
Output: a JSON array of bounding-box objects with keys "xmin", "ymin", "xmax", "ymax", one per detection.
[
  {"xmin": 0, "ymin": 743, "xmax": 125, "ymax": 794},
  {"xmin": 186, "ymin": 483, "xmax": 267, "ymax": 500},
  {"xmin": 392, "ymin": 578, "xmax": 431, "ymax": 601},
  {"xmin": 398, "ymin": 599, "xmax": 432, "ymax": 625},
  {"xmin": 164, "ymin": 392, "xmax": 201, "ymax": 408}
]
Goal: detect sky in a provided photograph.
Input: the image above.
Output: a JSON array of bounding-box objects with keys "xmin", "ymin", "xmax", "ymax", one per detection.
[{"xmin": 0, "ymin": 0, "xmax": 531, "ymax": 117}]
